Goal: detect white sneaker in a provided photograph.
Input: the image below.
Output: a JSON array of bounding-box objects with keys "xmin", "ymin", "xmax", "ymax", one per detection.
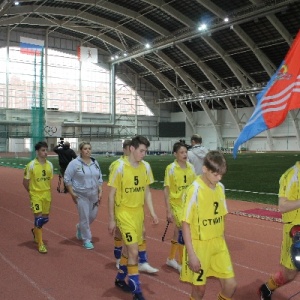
[
  {"xmin": 116, "ymin": 258, "xmax": 120, "ymax": 269},
  {"xmin": 177, "ymin": 264, "xmax": 182, "ymax": 273},
  {"xmin": 138, "ymin": 262, "xmax": 159, "ymax": 273},
  {"xmin": 166, "ymin": 258, "xmax": 179, "ymax": 270}
]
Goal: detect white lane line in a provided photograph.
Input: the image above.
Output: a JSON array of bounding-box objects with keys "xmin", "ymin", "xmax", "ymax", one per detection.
[{"xmin": 0, "ymin": 251, "xmax": 56, "ymax": 300}]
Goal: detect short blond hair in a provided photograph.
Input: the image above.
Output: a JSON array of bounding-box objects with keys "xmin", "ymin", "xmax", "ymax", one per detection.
[{"xmin": 79, "ymin": 141, "xmax": 91, "ymax": 150}]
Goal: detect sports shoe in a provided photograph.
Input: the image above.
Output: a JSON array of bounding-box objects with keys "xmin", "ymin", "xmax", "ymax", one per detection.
[
  {"xmin": 31, "ymin": 228, "xmax": 38, "ymax": 244},
  {"xmin": 166, "ymin": 258, "xmax": 179, "ymax": 270},
  {"xmin": 38, "ymin": 244, "xmax": 47, "ymax": 254},
  {"xmin": 133, "ymin": 292, "xmax": 146, "ymax": 300},
  {"xmin": 177, "ymin": 264, "xmax": 182, "ymax": 273},
  {"xmin": 138, "ymin": 262, "xmax": 159, "ymax": 273},
  {"xmin": 76, "ymin": 224, "xmax": 82, "ymax": 240},
  {"xmin": 115, "ymin": 279, "xmax": 131, "ymax": 293},
  {"xmin": 116, "ymin": 258, "xmax": 120, "ymax": 269},
  {"xmin": 258, "ymin": 283, "xmax": 272, "ymax": 300},
  {"xmin": 83, "ymin": 241, "xmax": 94, "ymax": 250}
]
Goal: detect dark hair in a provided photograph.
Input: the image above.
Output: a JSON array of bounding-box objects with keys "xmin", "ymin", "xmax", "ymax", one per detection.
[
  {"xmin": 203, "ymin": 151, "xmax": 227, "ymax": 175},
  {"xmin": 131, "ymin": 135, "xmax": 150, "ymax": 149},
  {"xmin": 35, "ymin": 141, "xmax": 48, "ymax": 151},
  {"xmin": 191, "ymin": 134, "xmax": 202, "ymax": 144},
  {"xmin": 64, "ymin": 141, "xmax": 70, "ymax": 147},
  {"xmin": 123, "ymin": 139, "xmax": 132, "ymax": 149},
  {"xmin": 173, "ymin": 142, "xmax": 187, "ymax": 153}
]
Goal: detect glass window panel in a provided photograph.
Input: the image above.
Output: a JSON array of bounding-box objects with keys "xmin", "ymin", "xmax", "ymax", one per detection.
[{"xmin": 0, "ymin": 46, "xmax": 152, "ymax": 116}]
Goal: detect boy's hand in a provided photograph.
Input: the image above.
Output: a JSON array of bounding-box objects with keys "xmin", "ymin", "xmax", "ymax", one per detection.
[
  {"xmin": 188, "ymin": 253, "xmax": 201, "ymax": 273},
  {"xmin": 151, "ymin": 214, "xmax": 159, "ymax": 224},
  {"xmin": 108, "ymin": 220, "xmax": 116, "ymax": 235}
]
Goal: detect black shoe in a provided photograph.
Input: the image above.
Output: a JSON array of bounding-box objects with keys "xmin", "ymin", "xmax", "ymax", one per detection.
[
  {"xmin": 133, "ymin": 292, "xmax": 146, "ymax": 300},
  {"xmin": 115, "ymin": 279, "xmax": 131, "ymax": 293},
  {"xmin": 258, "ymin": 284, "xmax": 272, "ymax": 300}
]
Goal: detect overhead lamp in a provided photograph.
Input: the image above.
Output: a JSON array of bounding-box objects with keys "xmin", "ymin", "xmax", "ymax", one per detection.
[
  {"xmin": 145, "ymin": 43, "xmax": 151, "ymax": 49},
  {"xmin": 224, "ymin": 17, "xmax": 229, "ymax": 22},
  {"xmin": 115, "ymin": 55, "xmax": 119, "ymax": 59},
  {"xmin": 111, "ymin": 56, "xmax": 115, "ymax": 61},
  {"xmin": 14, "ymin": 1, "xmax": 20, "ymax": 5},
  {"xmin": 198, "ymin": 24, "xmax": 207, "ymax": 31},
  {"xmin": 123, "ymin": 52, "xmax": 128, "ymax": 57}
]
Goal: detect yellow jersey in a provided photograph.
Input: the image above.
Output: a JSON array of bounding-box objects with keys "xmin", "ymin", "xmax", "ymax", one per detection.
[
  {"xmin": 108, "ymin": 156, "xmax": 154, "ymax": 208},
  {"xmin": 182, "ymin": 177, "xmax": 228, "ymax": 240},
  {"xmin": 24, "ymin": 159, "xmax": 53, "ymax": 193},
  {"xmin": 164, "ymin": 160, "xmax": 196, "ymax": 206},
  {"xmin": 279, "ymin": 162, "xmax": 300, "ymax": 224}
]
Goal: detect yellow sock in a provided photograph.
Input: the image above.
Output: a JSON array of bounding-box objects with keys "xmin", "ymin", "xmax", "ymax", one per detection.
[
  {"xmin": 168, "ymin": 240, "xmax": 178, "ymax": 260},
  {"xmin": 217, "ymin": 293, "xmax": 231, "ymax": 300},
  {"xmin": 138, "ymin": 240, "xmax": 146, "ymax": 252},
  {"xmin": 266, "ymin": 276, "xmax": 279, "ymax": 291},
  {"xmin": 114, "ymin": 237, "xmax": 123, "ymax": 248},
  {"xmin": 34, "ymin": 227, "xmax": 43, "ymax": 246},
  {"xmin": 127, "ymin": 264, "xmax": 139, "ymax": 275},
  {"xmin": 119, "ymin": 254, "xmax": 128, "ymax": 266},
  {"xmin": 178, "ymin": 244, "xmax": 184, "ymax": 265}
]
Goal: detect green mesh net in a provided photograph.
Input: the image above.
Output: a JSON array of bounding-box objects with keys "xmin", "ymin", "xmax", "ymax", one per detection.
[{"xmin": 31, "ymin": 49, "xmax": 45, "ymax": 159}]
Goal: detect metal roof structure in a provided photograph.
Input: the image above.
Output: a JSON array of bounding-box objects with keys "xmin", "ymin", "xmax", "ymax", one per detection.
[{"xmin": 0, "ymin": 0, "xmax": 300, "ymax": 114}]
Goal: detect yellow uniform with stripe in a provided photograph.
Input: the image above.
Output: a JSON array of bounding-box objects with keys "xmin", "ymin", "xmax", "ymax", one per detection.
[
  {"xmin": 109, "ymin": 155, "xmax": 125, "ymax": 173},
  {"xmin": 164, "ymin": 160, "xmax": 196, "ymax": 227},
  {"xmin": 24, "ymin": 159, "xmax": 53, "ymax": 214},
  {"xmin": 279, "ymin": 162, "xmax": 300, "ymax": 269},
  {"xmin": 180, "ymin": 177, "xmax": 234, "ymax": 285},
  {"xmin": 108, "ymin": 156, "xmax": 154, "ymax": 245}
]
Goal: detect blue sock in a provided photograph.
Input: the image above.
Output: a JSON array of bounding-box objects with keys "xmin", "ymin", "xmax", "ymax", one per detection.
[
  {"xmin": 116, "ymin": 264, "xmax": 127, "ymax": 281},
  {"xmin": 114, "ymin": 246, "xmax": 122, "ymax": 259},
  {"xmin": 138, "ymin": 250, "xmax": 147, "ymax": 264},
  {"xmin": 128, "ymin": 274, "xmax": 141, "ymax": 293}
]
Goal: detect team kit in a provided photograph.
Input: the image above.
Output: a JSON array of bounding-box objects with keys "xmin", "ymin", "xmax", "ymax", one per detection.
[{"xmin": 23, "ymin": 136, "xmax": 300, "ymax": 300}]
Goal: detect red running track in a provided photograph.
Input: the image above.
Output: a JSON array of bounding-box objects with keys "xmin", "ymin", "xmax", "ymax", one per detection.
[{"xmin": 0, "ymin": 167, "xmax": 300, "ymax": 300}]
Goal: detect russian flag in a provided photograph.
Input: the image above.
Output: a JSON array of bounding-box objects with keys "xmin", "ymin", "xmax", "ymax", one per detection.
[
  {"xmin": 20, "ymin": 37, "xmax": 44, "ymax": 55},
  {"xmin": 233, "ymin": 31, "xmax": 300, "ymax": 158}
]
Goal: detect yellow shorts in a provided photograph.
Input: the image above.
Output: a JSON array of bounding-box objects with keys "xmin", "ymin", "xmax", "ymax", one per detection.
[
  {"xmin": 280, "ymin": 223, "xmax": 297, "ymax": 270},
  {"xmin": 180, "ymin": 236, "xmax": 235, "ymax": 285},
  {"xmin": 30, "ymin": 191, "xmax": 51, "ymax": 214},
  {"xmin": 170, "ymin": 202, "xmax": 183, "ymax": 228},
  {"xmin": 115, "ymin": 206, "xmax": 144, "ymax": 245}
]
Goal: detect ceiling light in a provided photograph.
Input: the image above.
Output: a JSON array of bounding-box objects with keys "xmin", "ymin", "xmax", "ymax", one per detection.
[
  {"xmin": 198, "ymin": 24, "xmax": 207, "ymax": 31},
  {"xmin": 14, "ymin": 1, "xmax": 20, "ymax": 5},
  {"xmin": 224, "ymin": 17, "xmax": 229, "ymax": 22},
  {"xmin": 145, "ymin": 43, "xmax": 151, "ymax": 49}
]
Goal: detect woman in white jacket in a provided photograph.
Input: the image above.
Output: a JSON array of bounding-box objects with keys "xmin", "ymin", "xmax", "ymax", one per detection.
[{"xmin": 64, "ymin": 141, "xmax": 103, "ymax": 250}]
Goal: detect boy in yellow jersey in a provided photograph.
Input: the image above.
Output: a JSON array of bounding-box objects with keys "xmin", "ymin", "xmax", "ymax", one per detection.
[
  {"xmin": 181, "ymin": 151, "xmax": 236, "ymax": 300},
  {"xmin": 164, "ymin": 142, "xmax": 196, "ymax": 273},
  {"xmin": 259, "ymin": 161, "xmax": 300, "ymax": 300},
  {"xmin": 111, "ymin": 139, "xmax": 158, "ymax": 273},
  {"xmin": 23, "ymin": 141, "xmax": 53, "ymax": 254},
  {"xmin": 108, "ymin": 136, "xmax": 159, "ymax": 300}
]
